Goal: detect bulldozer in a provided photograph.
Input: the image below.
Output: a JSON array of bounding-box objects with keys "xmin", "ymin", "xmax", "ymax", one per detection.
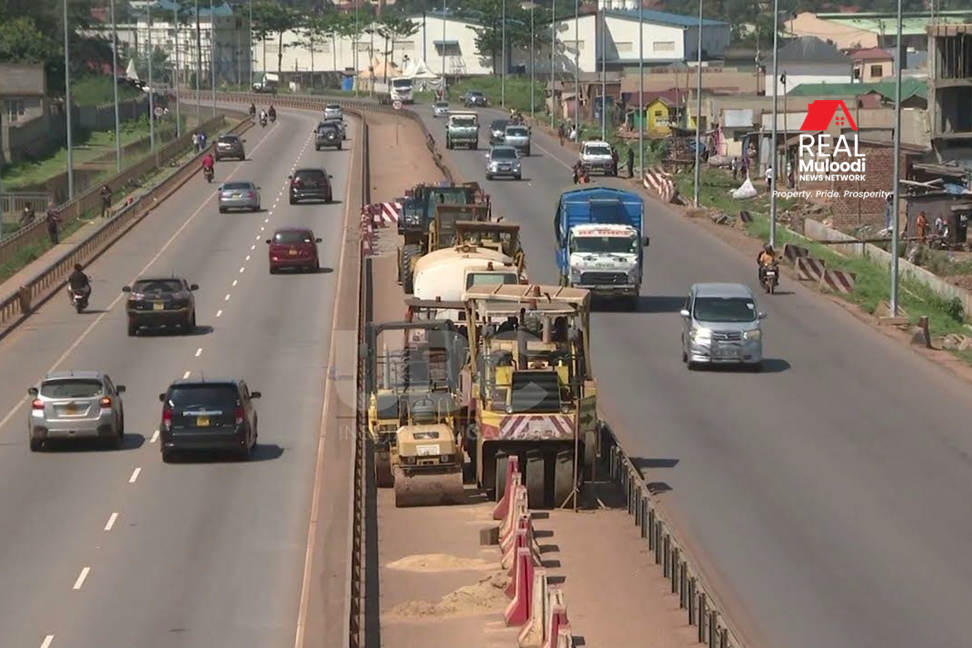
[
  {"xmin": 363, "ymin": 319, "xmax": 468, "ymax": 506},
  {"xmin": 400, "ymin": 201, "xmax": 493, "ymax": 293},
  {"xmin": 463, "ymin": 284, "xmax": 598, "ymax": 509}
]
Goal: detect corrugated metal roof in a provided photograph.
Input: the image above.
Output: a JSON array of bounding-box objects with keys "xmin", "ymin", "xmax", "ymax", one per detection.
[
  {"xmin": 778, "ymin": 37, "xmax": 851, "ymax": 64},
  {"xmin": 816, "ymin": 10, "xmax": 972, "ymax": 36}
]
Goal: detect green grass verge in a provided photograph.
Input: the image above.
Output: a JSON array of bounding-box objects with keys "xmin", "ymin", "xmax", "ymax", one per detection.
[
  {"xmin": 72, "ymin": 76, "xmax": 141, "ymax": 107},
  {"xmin": 446, "ymin": 77, "xmax": 545, "ymax": 114},
  {"xmin": 673, "ymin": 167, "xmax": 969, "ymax": 341}
]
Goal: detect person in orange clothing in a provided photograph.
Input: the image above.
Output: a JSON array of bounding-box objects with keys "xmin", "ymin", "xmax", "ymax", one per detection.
[{"xmin": 915, "ymin": 211, "xmax": 928, "ymax": 245}]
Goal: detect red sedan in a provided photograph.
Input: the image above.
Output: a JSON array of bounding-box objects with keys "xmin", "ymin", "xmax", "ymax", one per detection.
[{"xmin": 266, "ymin": 227, "xmax": 321, "ymax": 273}]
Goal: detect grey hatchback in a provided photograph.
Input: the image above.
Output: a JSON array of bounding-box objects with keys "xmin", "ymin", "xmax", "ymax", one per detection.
[
  {"xmin": 681, "ymin": 283, "xmax": 765, "ymax": 370},
  {"xmin": 218, "ymin": 181, "xmax": 261, "ymax": 212},
  {"xmin": 28, "ymin": 371, "xmax": 126, "ymax": 451},
  {"xmin": 214, "ymin": 135, "xmax": 245, "ymax": 161}
]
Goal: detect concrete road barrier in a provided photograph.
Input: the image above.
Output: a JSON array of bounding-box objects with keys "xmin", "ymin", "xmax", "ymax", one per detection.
[
  {"xmin": 517, "ymin": 567, "xmax": 548, "ymax": 648},
  {"xmin": 542, "ymin": 590, "xmax": 570, "ymax": 648},
  {"xmin": 643, "ymin": 166, "xmax": 676, "ymax": 203},
  {"xmin": 820, "ymin": 268, "xmax": 857, "ymax": 294},
  {"xmin": 796, "ymin": 256, "xmax": 826, "ymax": 282},
  {"xmin": 359, "ymin": 206, "xmax": 374, "ymax": 257},
  {"xmin": 783, "ymin": 243, "xmax": 810, "ymax": 265},
  {"xmin": 493, "ymin": 455, "xmax": 521, "ymax": 520},
  {"xmin": 505, "ymin": 547, "xmax": 536, "ymax": 627},
  {"xmin": 371, "ymin": 201, "xmax": 401, "ymax": 227}
]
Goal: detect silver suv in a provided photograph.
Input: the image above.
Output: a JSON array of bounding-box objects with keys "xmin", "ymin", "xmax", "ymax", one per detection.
[
  {"xmin": 681, "ymin": 283, "xmax": 765, "ymax": 371},
  {"xmin": 28, "ymin": 371, "xmax": 126, "ymax": 451}
]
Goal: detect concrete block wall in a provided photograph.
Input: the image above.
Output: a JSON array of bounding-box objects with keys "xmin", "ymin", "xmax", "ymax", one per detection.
[{"xmin": 829, "ymin": 144, "xmax": 901, "ymax": 229}]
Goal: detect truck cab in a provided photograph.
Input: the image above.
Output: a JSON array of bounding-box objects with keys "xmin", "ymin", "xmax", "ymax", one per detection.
[
  {"xmin": 391, "ymin": 77, "xmax": 414, "ymax": 104},
  {"xmin": 446, "ymin": 112, "xmax": 480, "ymax": 150},
  {"xmin": 580, "ymin": 140, "xmax": 617, "ymax": 176}
]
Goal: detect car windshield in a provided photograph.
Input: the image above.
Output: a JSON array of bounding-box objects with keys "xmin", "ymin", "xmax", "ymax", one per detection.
[
  {"xmin": 693, "ymin": 297, "xmax": 757, "ymax": 323},
  {"xmin": 274, "ymin": 231, "xmax": 313, "ymax": 244},
  {"xmin": 435, "ymin": 102, "xmax": 449, "ymax": 108},
  {"xmin": 491, "ymin": 148, "xmax": 517, "ymax": 160},
  {"xmin": 452, "ymin": 117, "xmax": 476, "ymax": 127},
  {"xmin": 570, "ymin": 235, "xmax": 638, "ymax": 254},
  {"xmin": 132, "ymin": 279, "xmax": 183, "ymax": 294},
  {"xmin": 491, "ymin": 120, "xmax": 509, "ymax": 131},
  {"xmin": 167, "ymin": 385, "xmax": 239, "ymax": 411},
  {"xmin": 222, "ymin": 182, "xmax": 252, "ymax": 191},
  {"xmin": 41, "ymin": 379, "xmax": 103, "ymax": 398},
  {"xmin": 470, "ymin": 92, "xmax": 483, "ymax": 98},
  {"xmin": 392, "ymin": 79, "xmax": 412, "ymax": 88},
  {"xmin": 585, "ymin": 145, "xmax": 612, "ymax": 156},
  {"xmin": 218, "ymin": 136, "xmax": 238, "ymax": 143},
  {"xmin": 506, "ymin": 127, "xmax": 528, "ymax": 137},
  {"xmin": 295, "ymin": 170, "xmax": 325, "ymax": 182},
  {"xmin": 466, "ymin": 272, "xmax": 517, "ymax": 289},
  {"xmin": 325, "ymin": 105, "xmax": 340, "ymax": 111}
]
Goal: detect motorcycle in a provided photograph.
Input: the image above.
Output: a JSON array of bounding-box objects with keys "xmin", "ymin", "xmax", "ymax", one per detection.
[
  {"xmin": 260, "ymin": 116, "xmax": 267, "ymax": 128},
  {"xmin": 269, "ymin": 112, "xmax": 276, "ymax": 123},
  {"xmin": 760, "ymin": 263, "xmax": 779, "ymax": 294},
  {"xmin": 204, "ymin": 166, "xmax": 214, "ymax": 183},
  {"xmin": 68, "ymin": 286, "xmax": 90, "ymax": 313}
]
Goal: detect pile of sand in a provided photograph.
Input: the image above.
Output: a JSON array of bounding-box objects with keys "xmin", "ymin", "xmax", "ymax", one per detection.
[
  {"xmin": 386, "ymin": 553, "xmax": 496, "ymax": 573},
  {"xmin": 385, "ymin": 571, "xmax": 509, "ymax": 619}
]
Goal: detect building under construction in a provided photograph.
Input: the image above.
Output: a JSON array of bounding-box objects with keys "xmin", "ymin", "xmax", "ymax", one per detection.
[{"xmin": 928, "ymin": 24, "xmax": 972, "ymax": 165}]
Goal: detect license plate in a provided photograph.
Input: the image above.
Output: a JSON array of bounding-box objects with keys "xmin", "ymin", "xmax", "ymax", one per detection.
[
  {"xmin": 288, "ymin": 249, "xmax": 298, "ymax": 256},
  {"xmin": 62, "ymin": 404, "xmax": 79, "ymax": 414},
  {"xmin": 716, "ymin": 345, "xmax": 740, "ymax": 358},
  {"xmin": 153, "ymin": 302, "xmax": 164, "ymax": 310},
  {"xmin": 416, "ymin": 444, "xmax": 440, "ymax": 456},
  {"xmin": 196, "ymin": 415, "xmax": 210, "ymax": 427}
]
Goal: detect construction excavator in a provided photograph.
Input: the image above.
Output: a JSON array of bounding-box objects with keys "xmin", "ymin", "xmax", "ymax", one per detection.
[
  {"xmin": 463, "ymin": 284, "xmax": 599, "ymax": 509},
  {"xmin": 363, "ymin": 319, "xmax": 468, "ymax": 507}
]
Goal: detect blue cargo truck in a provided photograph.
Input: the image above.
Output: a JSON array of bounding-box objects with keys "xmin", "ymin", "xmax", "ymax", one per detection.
[{"xmin": 554, "ymin": 186, "xmax": 648, "ymax": 307}]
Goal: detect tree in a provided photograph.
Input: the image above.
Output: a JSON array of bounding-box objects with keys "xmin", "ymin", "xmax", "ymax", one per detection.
[
  {"xmin": 252, "ymin": 1, "xmax": 298, "ymax": 76},
  {"xmin": 381, "ymin": 15, "xmax": 419, "ymax": 73},
  {"xmin": 462, "ymin": 0, "xmax": 531, "ymax": 75}
]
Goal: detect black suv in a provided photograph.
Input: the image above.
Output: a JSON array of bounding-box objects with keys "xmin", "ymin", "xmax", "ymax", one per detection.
[
  {"xmin": 158, "ymin": 378, "xmax": 260, "ymax": 462},
  {"xmin": 123, "ymin": 276, "xmax": 198, "ymax": 336},
  {"xmin": 315, "ymin": 122, "xmax": 342, "ymax": 151},
  {"xmin": 464, "ymin": 91, "xmax": 487, "ymax": 107},
  {"xmin": 215, "ymin": 135, "xmax": 245, "ymax": 161},
  {"xmin": 289, "ymin": 168, "xmax": 333, "ymax": 204}
]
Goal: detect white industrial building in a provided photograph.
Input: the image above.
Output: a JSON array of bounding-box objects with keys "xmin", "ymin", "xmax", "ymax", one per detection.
[
  {"xmin": 90, "ymin": 0, "xmax": 252, "ymax": 87},
  {"xmin": 253, "ymin": 8, "xmax": 728, "ymax": 82}
]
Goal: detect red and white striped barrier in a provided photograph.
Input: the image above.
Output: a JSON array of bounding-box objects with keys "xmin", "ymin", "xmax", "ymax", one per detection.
[
  {"xmin": 371, "ymin": 201, "xmax": 402, "ymax": 227},
  {"xmin": 542, "ymin": 590, "xmax": 571, "ymax": 648},
  {"xmin": 820, "ymin": 268, "xmax": 857, "ymax": 294},
  {"xmin": 643, "ymin": 166, "xmax": 676, "ymax": 203},
  {"xmin": 505, "ymin": 547, "xmax": 536, "ymax": 626},
  {"xmin": 359, "ymin": 206, "xmax": 374, "ymax": 257},
  {"xmin": 783, "ymin": 243, "xmax": 810, "ymax": 265},
  {"xmin": 493, "ymin": 455, "xmax": 521, "ymax": 520},
  {"xmin": 796, "ymin": 256, "xmax": 826, "ymax": 282},
  {"xmin": 517, "ymin": 568, "xmax": 548, "ymax": 647}
]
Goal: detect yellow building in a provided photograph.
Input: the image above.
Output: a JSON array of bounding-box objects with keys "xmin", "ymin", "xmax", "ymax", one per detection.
[{"xmin": 646, "ymin": 97, "xmax": 674, "ymax": 136}]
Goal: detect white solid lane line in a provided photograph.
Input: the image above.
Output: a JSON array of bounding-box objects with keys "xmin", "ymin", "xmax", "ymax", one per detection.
[
  {"xmin": 195, "ymin": 348, "xmax": 203, "ymax": 357},
  {"xmin": 128, "ymin": 468, "xmax": 141, "ymax": 484},
  {"xmin": 40, "ymin": 635, "xmax": 54, "ymax": 648},
  {"xmin": 104, "ymin": 512, "xmax": 118, "ymax": 532},
  {"xmin": 72, "ymin": 567, "xmax": 90, "ymax": 590},
  {"xmin": 150, "ymin": 429, "xmax": 160, "ymax": 443}
]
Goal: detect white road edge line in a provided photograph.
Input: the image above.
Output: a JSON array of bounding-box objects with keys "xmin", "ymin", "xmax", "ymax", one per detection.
[
  {"xmin": 104, "ymin": 512, "xmax": 119, "ymax": 531},
  {"xmin": 293, "ymin": 119, "xmax": 356, "ymax": 648},
  {"xmin": 128, "ymin": 467, "xmax": 141, "ymax": 483},
  {"xmin": 73, "ymin": 567, "xmax": 91, "ymax": 590},
  {"xmin": 150, "ymin": 429, "xmax": 160, "ymax": 443},
  {"xmin": 0, "ymin": 118, "xmax": 278, "ymax": 433},
  {"xmin": 40, "ymin": 635, "xmax": 54, "ymax": 648}
]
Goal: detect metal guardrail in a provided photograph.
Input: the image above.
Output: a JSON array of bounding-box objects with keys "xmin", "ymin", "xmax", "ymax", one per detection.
[
  {"xmin": 0, "ymin": 114, "xmax": 253, "ymax": 338},
  {"xmin": 604, "ymin": 426, "xmax": 746, "ymax": 648},
  {"xmin": 0, "ymin": 112, "xmax": 231, "ymax": 266}
]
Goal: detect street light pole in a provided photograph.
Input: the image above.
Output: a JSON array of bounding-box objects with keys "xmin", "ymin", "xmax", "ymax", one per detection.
[
  {"xmin": 638, "ymin": 0, "xmax": 643, "ymax": 180},
  {"xmin": 530, "ymin": 2, "xmax": 535, "ymax": 118},
  {"xmin": 550, "ymin": 0, "xmax": 556, "ymax": 128},
  {"xmin": 599, "ymin": 4, "xmax": 605, "ymax": 140},
  {"xmin": 890, "ymin": 0, "xmax": 904, "ymax": 315},
  {"xmin": 249, "ymin": 0, "xmax": 253, "ymax": 88},
  {"xmin": 573, "ymin": 0, "xmax": 578, "ymax": 136},
  {"xmin": 768, "ymin": 0, "xmax": 780, "ymax": 246},
  {"xmin": 196, "ymin": 0, "xmax": 201, "ymax": 125},
  {"xmin": 64, "ymin": 0, "xmax": 75, "ymax": 200},
  {"xmin": 442, "ymin": 0, "xmax": 446, "ymax": 80},
  {"xmin": 692, "ymin": 0, "xmax": 702, "ymax": 207},
  {"xmin": 148, "ymin": 5, "xmax": 156, "ymax": 152},
  {"xmin": 111, "ymin": 0, "xmax": 122, "ymax": 172},
  {"xmin": 501, "ymin": 0, "xmax": 506, "ymax": 109},
  {"xmin": 174, "ymin": 3, "xmax": 182, "ymax": 139},
  {"xmin": 210, "ymin": 0, "xmax": 216, "ymax": 117}
]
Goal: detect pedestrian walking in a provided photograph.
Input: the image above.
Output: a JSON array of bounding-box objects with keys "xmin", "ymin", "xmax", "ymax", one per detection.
[
  {"xmin": 916, "ymin": 210, "xmax": 928, "ymax": 245},
  {"xmin": 741, "ymin": 155, "xmax": 749, "ymax": 179},
  {"xmin": 199, "ymin": 131, "xmax": 207, "ymax": 151},
  {"xmin": 100, "ymin": 184, "xmax": 112, "ymax": 218},
  {"xmin": 731, "ymin": 157, "xmax": 738, "ymax": 181},
  {"xmin": 45, "ymin": 202, "xmax": 60, "ymax": 245},
  {"xmin": 611, "ymin": 147, "xmax": 620, "ymax": 176},
  {"xmin": 627, "ymin": 146, "xmax": 635, "ymax": 179},
  {"xmin": 558, "ymin": 122, "xmax": 566, "ymax": 146},
  {"xmin": 192, "ymin": 132, "xmax": 199, "ymax": 152}
]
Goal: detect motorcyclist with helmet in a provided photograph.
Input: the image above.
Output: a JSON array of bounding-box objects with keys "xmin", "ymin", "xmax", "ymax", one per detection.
[
  {"xmin": 757, "ymin": 244, "xmax": 778, "ymax": 285},
  {"xmin": 68, "ymin": 263, "xmax": 91, "ymax": 309},
  {"xmin": 202, "ymin": 150, "xmax": 215, "ymax": 182}
]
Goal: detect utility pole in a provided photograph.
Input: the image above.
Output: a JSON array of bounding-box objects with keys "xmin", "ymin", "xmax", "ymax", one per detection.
[
  {"xmin": 249, "ymin": 0, "xmax": 253, "ymax": 88},
  {"xmin": 111, "ymin": 0, "xmax": 122, "ymax": 172},
  {"xmin": 550, "ymin": 0, "xmax": 556, "ymax": 128},
  {"xmin": 890, "ymin": 0, "xmax": 904, "ymax": 315},
  {"xmin": 148, "ymin": 4, "xmax": 156, "ymax": 152},
  {"xmin": 196, "ymin": 0, "xmax": 201, "ymax": 125},
  {"xmin": 530, "ymin": 2, "xmax": 535, "ymax": 118},
  {"xmin": 442, "ymin": 0, "xmax": 446, "ymax": 80},
  {"xmin": 599, "ymin": 4, "xmax": 605, "ymax": 140},
  {"xmin": 210, "ymin": 0, "xmax": 216, "ymax": 117},
  {"xmin": 174, "ymin": 3, "xmax": 182, "ymax": 139},
  {"xmin": 573, "ymin": 0, "xmax": 578, "ymax": 136},
  {"xmin": 769, "ymin": 0, "xmax": 780, "ymax": 246},
  {"xmin": 64, "ymin": 0, "xmax": 75, "ymax": 200},
  {"xmin": 692, "ymin": 0, "xmax": 703, "ymax": 207},
  {"xmin": 501, "ymin": 0, "xmax": 506, "ymax": 108},
  {"xmin": 638, "ymin": 0, "xmax": 643, "ymax": 180}
]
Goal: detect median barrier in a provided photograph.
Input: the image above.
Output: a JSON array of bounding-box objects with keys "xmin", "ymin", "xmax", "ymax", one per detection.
[
  {"xmin": 516, "ymin": 567, "xmax": 548, "ymax": 648},
  {"xmin": 493, "ymin": 455, "xmax": 521, "ymax": 520},
  {"xmin": 505, "ymin": 547, "xmax": 536, "ymax": 626},
  {"xmin": 796, "ymin": 256, "xmax": 826, "ymax": 282},
  {"xmin": 782, "ymin": 243, "xmax": 810, "ymax": 265},
  {"xmin": 542, "ymin": 590, "xmax": 570, "ymax": 648},
  {"xmin": 0, "ymin": 112, "xmax": 253, "ymax": 338},
  {"xmin": 820, "ymin": 268, "xmax": 857, "ymax": 294}
]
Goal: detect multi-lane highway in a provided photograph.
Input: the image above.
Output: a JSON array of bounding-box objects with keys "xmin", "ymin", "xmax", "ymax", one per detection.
[
  {"xmin": 0, "ymin": 108, "xmax": 353, "ymax": 647},
  {"xmin": 414, "ymin": 106, "xmax": 972, "ymax": 648}
]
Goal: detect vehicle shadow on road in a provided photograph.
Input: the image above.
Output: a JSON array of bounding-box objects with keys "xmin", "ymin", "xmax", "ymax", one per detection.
[
  {"xmin": 169, "ymin": 443, "xmax": 285, "ymax": 463},
  {"xmin": 759, "ymin": 358, "xmax": 791, "ymax": 373},
  {"xmin": 42, "ymin": 433, "xmax": 146, "ymax": 453},
  {"xmin": 595, "ymin": 295, "xmax": 684, "ymax": 314},
  {"xmin": 79, "ymin": 309, "xmax": 110, "ymax": 315},
  {"xmin": 184, "ymin": 325, "xmax": 215, "ymax": 337}
]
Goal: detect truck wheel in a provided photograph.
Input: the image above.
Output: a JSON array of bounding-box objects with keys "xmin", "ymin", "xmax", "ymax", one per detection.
[
  {"xmin": 494, "ymin": 454, "xmax": 510, "ymax": 502},
  {"xmin": 401, "ymin": 243, "xmax": 421, "ymax": 294},
  {"xmin": 525, "ymin": 451, "xmax": 546, "ymax": 508}
]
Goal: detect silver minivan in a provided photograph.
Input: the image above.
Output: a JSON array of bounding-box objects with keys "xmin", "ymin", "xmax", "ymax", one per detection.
[{"xmin": 681, "ymin": 283, "xmax": 765, "ymax": 370}]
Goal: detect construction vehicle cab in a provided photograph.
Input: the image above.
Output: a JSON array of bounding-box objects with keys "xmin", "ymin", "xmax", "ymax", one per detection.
[
  {"xmin": 464, "ymin": 284, "xmax": 598, "ymax": 508},
  {"xmin": 363, "ymin": 320, "xmax": 468, "ymax": 506},
  {"xmin": 400, "ymin": 202, "xmax": 492, "ymax": 293}
]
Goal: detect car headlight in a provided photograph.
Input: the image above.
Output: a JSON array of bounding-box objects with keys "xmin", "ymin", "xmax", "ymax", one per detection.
[
  {"xmin": 691, "ymin": 328, "xmax": 711, "ymax": 341},
  {"xmin": 627, "ymin": 268, "xmax": 639, "ymax": 282},
  {"xmin": 744, "ymin": 329, "xmax": 762, "ymax": 341},
  {"xmin": 569, "ymin": 268, "xmax": 581, "ymax": 282}
]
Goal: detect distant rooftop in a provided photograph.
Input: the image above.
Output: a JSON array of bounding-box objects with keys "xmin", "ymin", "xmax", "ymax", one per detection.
[
  {"xmin": 604, "ymin": 9, "xmax": 727, "ymax": 29},
  {"xmin": 778, "ymin": 36, "xmax": 851, "ymax": 64},
  {"xmin": 787, "ymin": 79, "xmax": 927, "ymax": 102},
  {"xmin": 816, "ymin": 10, "xmax": 972, "ymax": 36}
]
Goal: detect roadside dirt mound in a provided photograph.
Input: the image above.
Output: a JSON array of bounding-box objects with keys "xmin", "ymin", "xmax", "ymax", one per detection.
[
  {"xmin": 385, "ymin": 571, "xmax": 508, "ymax": 619},
  {"xmin": 386, "ymin": 553, "xmax": 496, "ymax": 573}
]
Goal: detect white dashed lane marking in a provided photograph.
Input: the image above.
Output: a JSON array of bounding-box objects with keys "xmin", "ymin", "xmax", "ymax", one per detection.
[
  {"xmin": 128, "ymin": 468, "xmax": 141, "ymax": 484},
  {"xmin": 72, "ymin": 567, "xmax": 90, "ymax": 590},
  {"xmin": 40, "ymin": 635, "xmax": 54, "ymax": 648},
  {"xmin": 216, "ymin": 310, "xmax": 223, "ymax": 318},
  {"xmin": 195, "ymin": 348, "xmax": 203, "ymax": 357},
  {"xmin": 182, "ymin": 370, "xmax": 191, "ymax": 379},
  {"xmin": 150, "ymin": 429, "xmax": 160, "ymax": 443},
  {"xmin": 104, "ymin": 512, "xmax": 118, "ymax": 531}
]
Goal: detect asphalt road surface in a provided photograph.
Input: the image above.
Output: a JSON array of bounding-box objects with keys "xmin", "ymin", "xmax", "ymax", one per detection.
[
  {"xmin": 417, "ymin": 106, "xmax": 972, "ymax": 648},
  {"xmin": 0, "ymin": 109, "xmax": 354, "ymax": 647}
]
